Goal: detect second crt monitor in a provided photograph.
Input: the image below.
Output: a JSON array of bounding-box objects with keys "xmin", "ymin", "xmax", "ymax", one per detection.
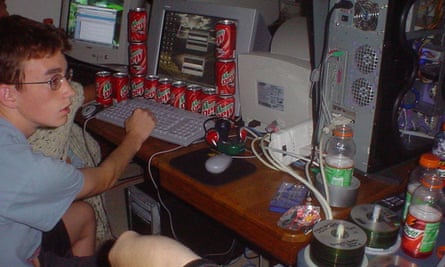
[{"xmin": 238, "ymin": 52, "xmax": 312, "ymax": 130}]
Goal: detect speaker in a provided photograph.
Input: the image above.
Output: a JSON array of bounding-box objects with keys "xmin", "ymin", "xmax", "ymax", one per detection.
[
  {"xmin": 204, "ymin": 118, "xmax": 247, "ymax": 155},
  {"xmin": 314, "ymin": 0, "xmax": 445, "ymax": 176}
]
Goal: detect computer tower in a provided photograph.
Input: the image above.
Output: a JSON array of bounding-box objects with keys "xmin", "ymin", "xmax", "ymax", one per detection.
[
  {"xmin": 126, "ymin": 185, "xmax": 161, "ymax": 235},
  {"xmin": 311, "ymin": 0, "xmax": 445, "ymax": 176}
]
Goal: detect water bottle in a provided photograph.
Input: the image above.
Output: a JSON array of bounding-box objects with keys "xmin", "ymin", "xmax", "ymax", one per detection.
[
  {"xmin": 401, "ymin": 174, "xmax": 443, "ymax": 258},
  {"xmin": 401, "ymin": 153, "xmax": 439, "ymax": 221},
  {"xmin": 324, "ymin": 125, "xmax": 356, "ymax": 187},
  {"xmin": 432, "ymin": 121, "xmax": 445, "ymax": 190}
]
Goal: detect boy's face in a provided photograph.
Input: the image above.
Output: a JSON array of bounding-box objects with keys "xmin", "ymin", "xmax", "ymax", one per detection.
[{"xmin": 15, "ymin": 51, "xmax": 75, "ymax": 132}]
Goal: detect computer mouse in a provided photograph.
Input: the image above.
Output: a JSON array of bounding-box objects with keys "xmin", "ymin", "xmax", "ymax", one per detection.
[{"xmin": 205, "ymin": 153, "xmax": 233, "ymax": 174}]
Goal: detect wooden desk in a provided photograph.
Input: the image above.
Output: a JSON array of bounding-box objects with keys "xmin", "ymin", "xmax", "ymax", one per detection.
[{"xmin": 77, "ymin": 107, "xmax": 407, "ymax": 266}]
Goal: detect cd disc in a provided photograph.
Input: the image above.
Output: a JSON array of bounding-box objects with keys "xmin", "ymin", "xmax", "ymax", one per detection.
[
  {"xmin": 310, "ymin": 219, "xmax": 367, "ymax": 267},
  {"xmin": 350, "ymin": 204, "xmax": 400, "ymax": 249}
]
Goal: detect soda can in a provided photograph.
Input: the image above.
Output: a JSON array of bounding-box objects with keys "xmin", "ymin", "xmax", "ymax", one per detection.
[
  {"xmin": 130, "ymin": 75, "xmax": 145, "ymax": 98},
  {"xmin": 128, "ymin": 8, "xmax": 147, "ymax": 42},
  {"xmin": 201, "ymin": 87, "xmax": 218, "ymax": 116},
  {"xmin": 129, "ymin": 42, "xmax": 147, "ymax": 75},
  {"xmin": 216, "ymin": 94, "xmax": 235, "ymax": 119},
  {"xmin": 170, "ymin": 80, "xmax": 187, "ymax": 109},
  {"xmin": 95, "ymin": 71, "xmax": 113, "ymax": 106},
  {"xmin": 216, "ymin": 58, "xmax": 236, "ymax": 95},
  {"xmin": 157, "ymin": 78, "xmax": 171, "ymax": 104},
  {"xmin": 144, "ymin": 74, "xmax": 159, "ymax": 99},
  {"xmin": 185, "ymin": 84, "xmax": 202, "ymax": 113},
  {"xmin": 112, "ymin": 72, "xmax": 130, "ymax": 103},
  {"xmin": 215, "ymin": 20, "xmax": 236, "ymax": 59}
]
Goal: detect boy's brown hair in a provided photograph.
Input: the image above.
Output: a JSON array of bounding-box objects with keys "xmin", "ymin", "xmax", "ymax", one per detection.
[{"xmin": 0, "ymin": 15, "xmax": 71, "ymax": 87}]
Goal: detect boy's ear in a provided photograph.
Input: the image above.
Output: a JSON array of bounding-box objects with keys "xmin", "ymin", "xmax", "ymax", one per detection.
[{"xmin": 0, "ymin": 84, "xmax": 18, "ymax": 108}]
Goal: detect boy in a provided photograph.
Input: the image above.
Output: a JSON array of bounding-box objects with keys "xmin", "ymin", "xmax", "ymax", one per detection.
[{"xmin": 0, "ymin": 15, "xmax": 156, "ymax": 266}]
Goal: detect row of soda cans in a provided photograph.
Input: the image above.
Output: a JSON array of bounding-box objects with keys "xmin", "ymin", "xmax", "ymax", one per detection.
[{"xmin": 95, "ymin": 71, "xmax": 235, "ymax": 119}]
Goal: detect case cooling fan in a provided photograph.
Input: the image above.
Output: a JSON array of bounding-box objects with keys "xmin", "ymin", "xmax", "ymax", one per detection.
[
  {"xmin": 353, "ymin": 0, "xmax": 380, "ymax": 31},
  {"xmin": 350, "ymin": 44, "xmax": 380, "ymax": 107}
]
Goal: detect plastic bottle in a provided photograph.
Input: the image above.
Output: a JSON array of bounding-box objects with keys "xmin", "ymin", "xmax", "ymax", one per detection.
[
  {"xmin": 401, "ymin": 153, "xmax": 439, "ymax": 221},
  {"xmin": 432, "ymin": 121, "xmax": 445, "ymax": 190},
  {"xmin": 324, "ymin": 125, "xmax": 356, "ymax": 187},
  {"xmin": 401, "ymin": 174, "xmax": 443, "ymax": 258}
]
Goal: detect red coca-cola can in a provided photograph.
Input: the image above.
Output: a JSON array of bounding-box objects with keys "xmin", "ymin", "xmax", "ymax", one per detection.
[
  {"xmin": 170, "ymin": 81, "xmax": 187, "ymax": 109},
  {"xmin": 185, "ymin": 84, "xmax": 202, "ymax": 113},
  {"xmin": 157, "ymin": 78, "xmax": 171, "ymax": 104},
  {"xmin": 130, "ymin": 75, "xmax": 145, "ymax": 97},
  {"xmin": 215, "ymin": 20, "xmax": 236, "ymax": 59},
  {"xmin": 112, "ymin": 72, "xmax": 130, "ymax": 103},
  {"xmin": 216, "ymin": 94, "xmax": 235, "ymax": 119},
  {"xmin": 144, "ymin": 74, "xmax": 158, "ymax": 99},
  {"xmin": 216, "ymin": 58, "xmax": 236, "ymax": 95},
  {"xmin": 95, "ymin": 71, "xmax": 113, "ymax": 106},
  {"xmin": 128, "ymin": 8, "xmax": 147, "ymax": 43},
  {"xmin": 201, "ymin": 87, "xmax": 218, "ymax": 117},
  {"xmin": 129, "ymin": 42, "xmax": 147, "ymax": 75}
]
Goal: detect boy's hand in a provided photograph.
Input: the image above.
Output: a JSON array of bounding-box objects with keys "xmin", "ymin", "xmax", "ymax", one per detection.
[{"xmin": 124, "ymin": 108, "xmax": 157, "ymax": 147}]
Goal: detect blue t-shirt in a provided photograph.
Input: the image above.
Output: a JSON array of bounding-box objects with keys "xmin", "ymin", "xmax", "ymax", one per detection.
[{"xmin": 0, "ymin": 119, "xmax": 84, "ymax": 267}]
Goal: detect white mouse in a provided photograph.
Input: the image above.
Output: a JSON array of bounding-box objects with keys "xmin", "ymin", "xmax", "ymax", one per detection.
[{"xmin": 205, "ymin": 153, "xmax": 232, "ymax": 174}]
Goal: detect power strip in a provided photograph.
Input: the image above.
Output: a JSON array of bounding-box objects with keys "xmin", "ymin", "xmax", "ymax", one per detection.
[{"xmin": 269, "ymin": 119, "xmax": 313, "ymax": 165}]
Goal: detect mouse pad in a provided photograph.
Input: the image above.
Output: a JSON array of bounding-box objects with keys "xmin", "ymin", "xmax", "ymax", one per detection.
[{"xmin": 169, "ymin": 148, "xmax": 257, "ymax": 186}]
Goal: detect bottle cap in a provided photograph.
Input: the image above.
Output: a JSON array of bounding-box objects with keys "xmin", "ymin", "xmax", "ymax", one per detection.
[
  {"xmin": 420, "ymin": 175, "xmax": 443, "ymax": 189},
  {"xmin": 419, "ymin": 153, "xmax": 440, "ymax": 168},
  {"xmin": 333, "ymin": 125, "xmax": 353, "ymax": 137}
]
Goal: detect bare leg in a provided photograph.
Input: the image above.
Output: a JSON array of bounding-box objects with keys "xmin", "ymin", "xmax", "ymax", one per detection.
[
  {"xmin": 109, "ymin": 231, "xmax": 201, "ymax": 267},
  {"xmin": 62, "ymin": 201, "xmax": 96, "ymax": 256}
]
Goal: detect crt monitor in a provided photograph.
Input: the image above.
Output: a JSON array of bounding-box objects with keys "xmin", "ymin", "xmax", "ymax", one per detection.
[
  {"xmin": 146, "ymin": 0, "xmax": 272, "ymax": 115},
  {"xmin": 59, "ymin": 0, "xmax": 147, "ymax": 69}
]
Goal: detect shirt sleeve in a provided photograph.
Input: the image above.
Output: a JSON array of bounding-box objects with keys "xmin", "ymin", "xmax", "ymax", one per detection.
[{"xmin": 3, "ymin": 146, "xmax": 84, "ymax": 231}]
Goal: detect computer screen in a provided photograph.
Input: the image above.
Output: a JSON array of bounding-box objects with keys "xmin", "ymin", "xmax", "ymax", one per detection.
[
  {"xmin": 60, "ymin": 0, "xmax": 147, "ymax": 69},
  {"xmin": 147, "ymin": 0, "xmax": 273, "ymax": 115}
]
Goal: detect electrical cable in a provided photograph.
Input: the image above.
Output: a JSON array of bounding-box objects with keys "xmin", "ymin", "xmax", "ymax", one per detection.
[
  {"xmin": 146, "ymin": 145, "xmax": 184, "ymax": 240},
  {"xmin": 257, "ymin": 137, "xmax": 333, "ymax": 220}
]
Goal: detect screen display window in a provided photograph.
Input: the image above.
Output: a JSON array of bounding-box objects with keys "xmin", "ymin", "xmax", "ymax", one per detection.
[
  {"xmin": 158, "ymin": 11, "xmax": 234, "ymax": 87},
  {"xmin": 65, "ymin": 0, "xmax": 124, "ymax": 47}
]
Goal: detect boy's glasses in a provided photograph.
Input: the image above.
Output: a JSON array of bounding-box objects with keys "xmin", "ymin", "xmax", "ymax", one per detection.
[{"xmin": 15, "ymin": 69, "xmax": 73, "ymax": 91}]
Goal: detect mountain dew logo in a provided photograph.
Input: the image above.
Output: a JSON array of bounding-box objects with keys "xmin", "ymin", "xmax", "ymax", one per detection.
[
  {"xmin": 216, "ymin": 102, "xmax": 234, "ymax": 118},
  {"xmin": 102, "ymin": 81, "xmax": 112, "ymax": 98},
  {"xmin": 190, "ymin": 99, "xmax": 201, "ymax": 112},
  {"xmin": 131, "ymin": 17, "xmax": 146, "ymax": 32},
  {"xmin": 215, "ymin": 29, "xmax": 226, "ymax": 46},
  {"xmin": 130, "ymin": 48, "xmax": 144, "ymax": 64},
  {"xmin": 120, "ymin": 85, "xmax": 129, "ymax": 97},
  {"xmin": 220, "ymin": 69, "xmax": 235, "ymax": 86}
]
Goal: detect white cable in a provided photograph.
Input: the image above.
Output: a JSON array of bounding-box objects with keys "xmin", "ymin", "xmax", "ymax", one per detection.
[
  {"xmin": 266, "ymin": 144, "xmax": 333, "ymax": 220},
  {"xmin": 147, "ymin": 145, "xmax": 184, "ymax": 240},
  {"xmin": 318, "ymin": 130, "xmax": 330, "ymax": 204},
  {"xmin": 260, "ymin": 138, "xmax": 332, "ymax": 219}
]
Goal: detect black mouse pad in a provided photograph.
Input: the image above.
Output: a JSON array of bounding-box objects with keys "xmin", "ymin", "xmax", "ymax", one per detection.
[{"xmin": 169, "ymin": 148, "xmax": 257, "ymax": 186}]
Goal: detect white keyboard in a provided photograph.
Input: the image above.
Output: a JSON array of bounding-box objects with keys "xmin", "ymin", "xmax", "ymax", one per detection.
[{"xmin": 95, "ymin": 98, "xmax": 211, "ymax": 146}]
